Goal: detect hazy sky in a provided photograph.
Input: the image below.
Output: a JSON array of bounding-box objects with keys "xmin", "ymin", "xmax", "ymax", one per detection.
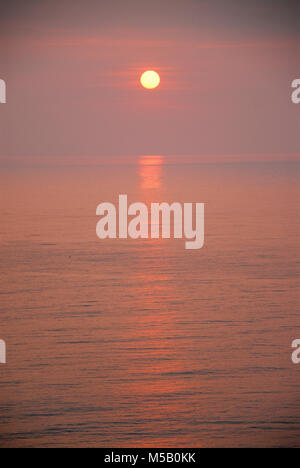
[{"xmin": 0, "ymin": 0, "xmax": 299, "ymax": 164}]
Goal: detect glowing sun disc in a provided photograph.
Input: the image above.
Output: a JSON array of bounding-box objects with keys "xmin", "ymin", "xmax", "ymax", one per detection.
[{"xmin": 140, "ymin": 70, "xmax": 160, "ymax": 89}]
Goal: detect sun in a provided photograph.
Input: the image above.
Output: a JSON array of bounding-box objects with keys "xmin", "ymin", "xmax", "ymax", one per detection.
[{"xmin": 140, "ymin": 70, "xmax": 160, "ymax": 89}]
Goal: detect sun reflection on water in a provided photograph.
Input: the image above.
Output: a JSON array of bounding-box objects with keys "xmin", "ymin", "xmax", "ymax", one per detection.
[{"xmin": 139, "ymin": 155, "xmax": 164, "ymax": 190}]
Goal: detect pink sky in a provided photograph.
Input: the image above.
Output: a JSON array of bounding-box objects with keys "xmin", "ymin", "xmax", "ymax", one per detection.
[{"xmin": 0, "ymin": 0, "xmax": 299, "ymax": 165}]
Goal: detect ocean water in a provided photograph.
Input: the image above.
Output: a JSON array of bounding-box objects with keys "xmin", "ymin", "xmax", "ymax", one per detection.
[{"xmin": 0, "ymin": 158, "xmax": 299, "ymax": 447}]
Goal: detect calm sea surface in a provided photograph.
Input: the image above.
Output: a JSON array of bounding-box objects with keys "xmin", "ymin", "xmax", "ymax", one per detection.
[{"xmin": 0, "ymin": 159, "xmax": 299, "ymax": 447}]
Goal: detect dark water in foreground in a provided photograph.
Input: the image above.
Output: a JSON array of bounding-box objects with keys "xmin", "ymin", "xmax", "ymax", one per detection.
[{"xmin": 0, "ymin": 159, "xmax": 299, "ymax": 447}]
